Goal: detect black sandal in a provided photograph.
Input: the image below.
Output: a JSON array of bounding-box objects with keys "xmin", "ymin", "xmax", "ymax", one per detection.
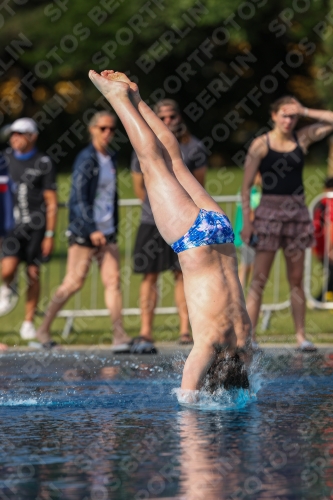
[
  {"xmin": 42, "ymin": 341, "xmax": 60, "ymax": 350},
  {"xmin": 129, "ymin": 336, "xmax": 158, "ymax": 354}
]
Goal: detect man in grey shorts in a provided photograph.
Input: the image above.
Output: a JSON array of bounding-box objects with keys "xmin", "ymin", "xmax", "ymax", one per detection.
[{"xmin": 131, "ymin": 99, "xmax": 208, "ymax": 353}]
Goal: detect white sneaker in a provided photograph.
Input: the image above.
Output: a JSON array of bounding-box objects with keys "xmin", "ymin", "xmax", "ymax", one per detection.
[
  {"xmin": 0, "ymin": 285, "xmax": 15, "ymax": 314},
  {"xmin": 20, "ymin": 321, "xmax": 37, "ymax": 340}
]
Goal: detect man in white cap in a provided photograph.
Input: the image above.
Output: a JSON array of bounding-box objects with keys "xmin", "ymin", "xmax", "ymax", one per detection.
[{"xmin": 0, "ymin": 118, "xmax": 57, "ymax": 342}]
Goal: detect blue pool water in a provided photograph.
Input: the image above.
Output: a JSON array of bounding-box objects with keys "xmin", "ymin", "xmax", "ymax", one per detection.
[{"xmin": 0, "ymin": 348, "xmax": 332, "ymax": 499}]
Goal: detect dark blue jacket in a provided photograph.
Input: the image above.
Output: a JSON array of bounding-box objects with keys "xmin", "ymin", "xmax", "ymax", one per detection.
[
  {"xmin": 68, "ymin": 143, "xmax": 119, "ymax": 238},
  {"xmin": 0, "ymin": 154, "xmax": 14, "ymax": 237}
]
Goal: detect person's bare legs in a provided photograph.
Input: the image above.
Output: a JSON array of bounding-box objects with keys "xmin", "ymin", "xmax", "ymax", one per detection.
[
  {"xmin": 36, "ymin": 245, "xmax": 94, "ymax": 343},
  {"xmin": 2, "ymin": 258, "xmax": 40, "ymax": 322},
  {"xmin": 174, "ymin": 271, "xmax": 190, "ymax": 339},
  {"xmin": 246, "ymin": 251, "xmax": 276, "ymax": 342},
  {"xmin": 89, "ymin": 70, "xmax": 199, "ymax": 245},
  {"xmin": 139, "ymin": 273, "xmax": 158, "ymax": 341},
  {"xmin": 138, "ymin": 271, "xmax": 190, "ymax": 341},
  {"xmin": 1, "ymin": 257, "xmax": 19, "ymax": 285},
  {"xmin": 284, "ymin": 249, "xmax": 308, "ymax": 346},
  {"xmin": 100, "ymin": 70, "xmax": 222, "ymax": 214},
  {"xmin": 25, "ymin": 265, "xmax": 39, "ymax": 322},
  {"xmin": 89, "ymin": 71, "xmax": 250, "ymax": 389},
  {"xmin": 97, "ymin": 243, "xmax": 130, "ymax": 345},
  {"xmin": 135, "ymin": 99, "xmax": 219, "ymax": 212}
]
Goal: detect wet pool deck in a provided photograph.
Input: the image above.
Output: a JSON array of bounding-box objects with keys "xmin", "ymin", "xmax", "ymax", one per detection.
[{"xmin": 2, "ymin": 342, "xmax": 333, "ymax": 357}]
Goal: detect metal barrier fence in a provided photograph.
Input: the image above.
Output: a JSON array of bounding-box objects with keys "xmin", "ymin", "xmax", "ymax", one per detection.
[
  {"xmin": 0, "ymin": 197, "xmax": 294, "ymax": 335},
  {"xmin": 305, "ymin": 192, "xmax": 333, "ymax": 309},
  {"xmin": 34, "ymin": 196, "xmax": 291, "ymax": 337}
]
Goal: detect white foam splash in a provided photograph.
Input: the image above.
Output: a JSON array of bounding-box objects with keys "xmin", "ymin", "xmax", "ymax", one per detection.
[
  {"xmin": 172, "ymin": 372, "xmax": 264, "ymax": 411},
  {"xmin": 0, "ymin": 397, "xmax": 39, "ymax": 406}
]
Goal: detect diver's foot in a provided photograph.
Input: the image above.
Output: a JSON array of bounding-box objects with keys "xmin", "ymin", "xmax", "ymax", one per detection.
[
  {"xmin": 101, "ymin": 70, "xmax": 141, "ymax": 104},
  {"xmin": 100, "ymin": 70, "xmax": 134, "ymax": 88},
  {"xmin": 88, "ymin": 70, "xmax": 129, "ymax": 100}
]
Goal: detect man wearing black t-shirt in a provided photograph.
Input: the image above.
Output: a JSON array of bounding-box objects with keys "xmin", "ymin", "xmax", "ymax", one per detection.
[
  {"xmin": 131, "ymin": 99, "xmax": 207, "ymax": 353},
  {"xmin": 0, "ymin": 118, "xmax": 57, "ymax": 341}
]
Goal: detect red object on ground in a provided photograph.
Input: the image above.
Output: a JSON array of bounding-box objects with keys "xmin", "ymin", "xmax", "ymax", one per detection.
[{"xmin": 313, "ymin": 197, "xmax": 333, "ymax": 260}]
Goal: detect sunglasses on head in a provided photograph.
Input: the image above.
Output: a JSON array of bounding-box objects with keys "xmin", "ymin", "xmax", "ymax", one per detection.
[
  {"xmin": 97, "ymin": 126, "xmax": 116, "ymax": 132},
  {"xmin": 159, "ymin": 114, "xmax": 178, "ymax": 121}
]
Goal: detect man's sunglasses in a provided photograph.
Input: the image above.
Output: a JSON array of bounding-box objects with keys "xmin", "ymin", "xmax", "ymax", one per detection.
[
  {"xmin": 97, "ymin": 126, "xmax": 116, "ymax": 132},
  {"xmin": 159, "ymin": 114, "xmax": 178, "ymax": 121}
]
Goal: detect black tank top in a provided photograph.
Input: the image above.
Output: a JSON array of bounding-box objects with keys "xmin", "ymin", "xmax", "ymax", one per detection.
[{"xmin": 259, "ymin": 133, "xmax": 304, "ymax": 196}]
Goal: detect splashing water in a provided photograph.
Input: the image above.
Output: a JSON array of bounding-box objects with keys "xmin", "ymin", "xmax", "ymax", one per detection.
[
  {"xmin": 0, "ymin": 397, "xmax": 40, "ymax": 406},
  {"xmin": 172, "ymin": 354, "xmax": 264, "ymax": 411}
]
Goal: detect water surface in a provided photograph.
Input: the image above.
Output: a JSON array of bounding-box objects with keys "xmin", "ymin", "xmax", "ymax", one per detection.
[{"xmin": 0, "ymin": 348, "xmax": 332, "ymax": 499}]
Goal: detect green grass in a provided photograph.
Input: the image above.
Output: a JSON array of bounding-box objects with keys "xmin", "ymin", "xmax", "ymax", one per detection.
[{"xmin": 2, "ymin": 165, "xmax": 333, "ymax": 346}]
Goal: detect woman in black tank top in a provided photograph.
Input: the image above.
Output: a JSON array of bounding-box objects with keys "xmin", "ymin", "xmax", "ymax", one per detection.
[{"xmin": 241, "ymin": 96, "xmax": 333, "ymax": 351}]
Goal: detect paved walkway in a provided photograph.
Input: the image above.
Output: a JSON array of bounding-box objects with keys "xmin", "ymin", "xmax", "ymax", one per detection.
[{"xmin": 2, "ymin": 342, "xmax": 332, "ymax": 356}]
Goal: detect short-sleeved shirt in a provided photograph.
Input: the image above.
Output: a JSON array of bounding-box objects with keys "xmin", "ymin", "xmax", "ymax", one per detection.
[
  {"xmin": 93, "ymin": 151, "xmax": 116, "ymax": 235},
  {"xmin": 131, "ymin": 135, "xmax": 207, "ymax": 225},
  {"xmin": 4, "ymin": 148, "xmax": 57, "ymax": 230}
]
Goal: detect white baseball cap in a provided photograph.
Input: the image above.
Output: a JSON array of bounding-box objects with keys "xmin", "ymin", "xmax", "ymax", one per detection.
[{"xmin": 10, "ymin": 118, "xmax": 38, "ymax": 135}]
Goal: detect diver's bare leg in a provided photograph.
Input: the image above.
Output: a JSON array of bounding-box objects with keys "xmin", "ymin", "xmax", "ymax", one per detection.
[
  {"xmin": 100, "ymin": 70, "xmax": 221, "ymax": 213},
  {"xmin": 89, "ymin": 70, "xmax": 199, "ymax": 245}
]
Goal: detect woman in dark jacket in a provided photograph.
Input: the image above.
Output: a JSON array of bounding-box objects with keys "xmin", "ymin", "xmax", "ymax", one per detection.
[{"xmin": 36, "ymin": 111, "xmax": 130, "ymax": 350}]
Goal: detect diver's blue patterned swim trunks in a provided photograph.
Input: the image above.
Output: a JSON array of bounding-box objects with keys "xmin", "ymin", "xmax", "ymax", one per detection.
[{"xmin": 171, "ymin": 209, "xmax": 234, "ymax": 254}]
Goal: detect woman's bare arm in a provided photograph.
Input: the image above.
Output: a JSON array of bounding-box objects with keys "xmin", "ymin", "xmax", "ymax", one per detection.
[
  {"xmin": 287, "ymin": 100, "xmax": 333, "ymax": 151},
  {"xmin": 297, "ymin": 122, "xmax": 333, "ymax": 152}
]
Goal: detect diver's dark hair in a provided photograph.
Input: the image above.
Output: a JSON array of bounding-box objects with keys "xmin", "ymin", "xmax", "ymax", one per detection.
[{"xmin": 206, "ymin": 353, "xmax": 249, "ymax": 393}]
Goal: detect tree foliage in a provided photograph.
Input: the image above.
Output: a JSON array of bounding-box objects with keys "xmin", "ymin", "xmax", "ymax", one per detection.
[{"xmin": 0, "ymin": 0, "xmax": 330, "ymax": 166}]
